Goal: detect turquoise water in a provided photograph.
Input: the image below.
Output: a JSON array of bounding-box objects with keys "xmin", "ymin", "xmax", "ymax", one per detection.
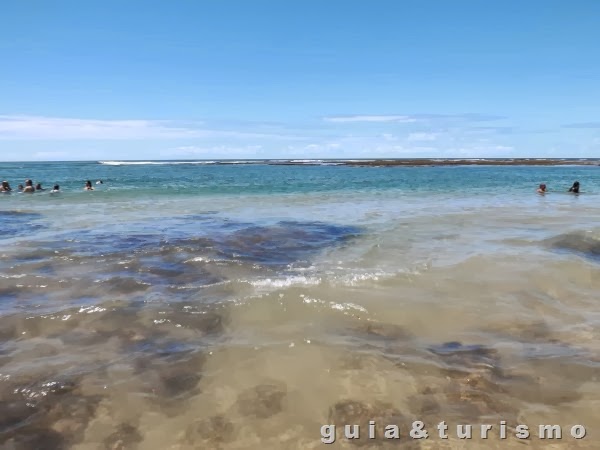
[
  {"xmin": 1, "ymin": 161, "xmax": 599, "ymax": 449},
  {"xmin": 1, "ymin": 161, "xmax": 599, "ymax": 197}
]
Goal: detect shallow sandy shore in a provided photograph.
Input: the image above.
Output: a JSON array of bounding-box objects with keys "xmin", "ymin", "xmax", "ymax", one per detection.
[{"xmin": 1, "ymin": 164, "xmax": 599, "ymax": 449}]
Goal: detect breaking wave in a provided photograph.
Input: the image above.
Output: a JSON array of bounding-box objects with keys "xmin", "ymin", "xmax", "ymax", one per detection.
[{"xmin": 98, "ymin": 161, "xmax": 218, "ymax": 165}]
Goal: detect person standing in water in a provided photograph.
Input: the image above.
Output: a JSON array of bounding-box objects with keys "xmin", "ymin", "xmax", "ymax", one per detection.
[
  {"xmin": 84, "ymin": 180, "xmax": 94, "ymax": 190},
  {"xmin": 0, "ymin": 181, "xmax": 12, "ymax": 193},
  {"xmin": 537, "ymin": 183, "xmax": 547, "ymax": 194},
  {"xmin": 23, "ymin": 180, "xmax": 35, "ymax": 193},
  {"xmin": 568, "ymin": 181, "xmax": 580, "ymax": 194},
  {"xmin": 50, "ymin": 185, "xmax": 60, "ymax": 193}
]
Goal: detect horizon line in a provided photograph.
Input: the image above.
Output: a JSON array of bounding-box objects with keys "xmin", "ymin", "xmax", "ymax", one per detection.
[{"xmin": 2, "ymin": 157, "xmax": 600, "ymax": 164}]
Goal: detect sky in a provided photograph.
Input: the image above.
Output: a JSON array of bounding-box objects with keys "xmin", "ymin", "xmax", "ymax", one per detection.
[{"xmin": 1, "ymin": 0, "xmax": 599, "ymax": 161}]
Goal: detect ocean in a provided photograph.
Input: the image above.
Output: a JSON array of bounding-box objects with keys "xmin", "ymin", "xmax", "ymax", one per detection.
[{"xmin": 1, "ymin": 160, "xmax": 599, "ymax": 449}]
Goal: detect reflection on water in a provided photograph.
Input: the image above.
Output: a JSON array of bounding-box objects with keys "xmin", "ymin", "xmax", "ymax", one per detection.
[{"xmin": 1, "ymin": 190, "xmax": 600, "ymax": 449}]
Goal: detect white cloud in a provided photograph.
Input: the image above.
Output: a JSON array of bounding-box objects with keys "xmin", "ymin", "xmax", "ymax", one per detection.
[
  {"xmin": 302, "ymin": 142, "xmax": 341, "ymax": 151},
  {"xmin": 0, "ymin": 115, "xmax": 301, "ymax": 141},
  {"xmin": 1, "ymin": 111, "xmax": 555, "ymax": 160},
  {"xmin": 562, "ymin": 122, "xmax": 600, "ymax": 129},
  {"xmin": 323, "ymin": 115, "xmax": 417, "ymax": 123},
  {"xmin": 163, "ymin": 145, "xmax": 264, "ymax": 157},
  {"xmin": 323, "ymin": 113, "xmax": 505, "ymax": 125},
  {"xmin": 32, "ymin": 151, "xmax": 69, "ymax": 160},
  {"xmin": 407, "ymin": 132, "xmax": 437, "ymax": 142},
  {"xmin": 449, "ymin": 145, "xmax": 515, "ymax": 157},
  {"xmin": 372, "ymin": 145, "xmax": 438, "ymax": 155},
  {"xmin": 271, "ymin": 142, "xmax": 346, "ymax": 157},
  {"xmin": 0, "ymin": 115, "xmax": 205, "ymax": 140}
]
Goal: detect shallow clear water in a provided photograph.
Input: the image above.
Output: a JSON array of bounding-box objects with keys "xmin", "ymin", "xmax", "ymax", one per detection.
[{"xmin": 1, "ymin": 161, "xmax": 599, "ymax": 449}]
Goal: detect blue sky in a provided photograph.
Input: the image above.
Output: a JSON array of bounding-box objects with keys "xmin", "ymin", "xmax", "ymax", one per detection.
[{"xmin": 1, "ymin": 0, "xmax": 599, "ymax": 161}]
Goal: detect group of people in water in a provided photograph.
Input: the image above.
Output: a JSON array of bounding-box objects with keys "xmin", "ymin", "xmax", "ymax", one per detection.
[
  {"xmin": 537, "ymin": 181, "xmax": 581, "ymax": 194},
  {"xmin": 0, "ymin": 178, "xmax": 587, "ymax": 196},
  {"xmin": 0, "ymin": 179, "xmax": 103, "ymax": 194}
]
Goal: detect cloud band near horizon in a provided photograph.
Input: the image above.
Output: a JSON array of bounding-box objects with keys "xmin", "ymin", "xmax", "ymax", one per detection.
[{"xmin": 0, "ymin": 112, "xmax": 597, "ymax": 161}]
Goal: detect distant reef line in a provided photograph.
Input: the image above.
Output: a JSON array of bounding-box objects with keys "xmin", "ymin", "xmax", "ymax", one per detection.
[
  {"xmin": 81, "ymin": 158, "xmax": 600, "ymax": 167},
  {"xmin": 269, "ymin": 158, "xmax": 600, "ymax": 167}
]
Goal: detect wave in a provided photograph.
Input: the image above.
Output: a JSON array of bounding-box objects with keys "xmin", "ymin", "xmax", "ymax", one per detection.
[
  {"xmin": 268, "ymin": 159, "xmax": 346, "ymax": 166},
  {"xmin": 243, "ymin": 267, "xmax": 422, "ymax": 293},
  {"xmin": 99, "ymin": 159, "xmax": 350, "ymax": 167},
  {"xmin": 249, "ymin": 275, "xmax": 322, "ymax": 288},
  {"xmin": 216, "ymin": 160, "xmax": 265, "ymax": 164},
  {"xmin": 98, "ymin": 161, "xmax": 218, "ymax": 166}
]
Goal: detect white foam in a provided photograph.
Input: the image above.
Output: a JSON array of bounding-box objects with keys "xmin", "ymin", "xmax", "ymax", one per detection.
[
  {"xmin": 328, "ymin": 302, "xmax": 368, "ymax": 313},
  {"xmin": 99, "ymin": 160, "xmax": 217, "ymax": 166},
  {"xmin": 250, "ymin": 276, "xmax": 321, "ymax": 288},
  {"xmin": 302, "ymin": 296, "xmax": 368, "ymax": 313},
  {"xmin": 78, "ymin": 306, "xmax": 107, "ymax": 314},
  {"xmin": 247, "ymin": 268, "xmax": 419, "ymax": 291},
  {"xmin": 337, "ymin": 272, "xmax": 384, "ymax": 286}
]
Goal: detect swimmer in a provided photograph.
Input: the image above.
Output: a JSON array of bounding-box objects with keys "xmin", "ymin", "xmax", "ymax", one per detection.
[
  {"xmin": 96, "ymin": 180, "xmax": 103, "ymax": 185},
  {"xmin": 35, "ymin": 183, "xmax": 45, "ymax": 191},
  {"xmin": 537, "ymin": 183, "xmax": 547, "ymax": 194},
  {"xmin": 17, "ymin": 184, "xmax": 24, "ymax": 192},
  {"xmin": 84, "ymin": 180, "xmax": 94, "ymax": 190},
  {"xmin": 50, "ymin": 184, "xmax": 60, "ymax": 193},
  {"xmin": 23, "ymin": 179, "xmax": 35, "ymax": 193},
  {"xmin": 0, "ymin": 181, "xmax": 12, "ymax": 193},
  {"xmin": 568, "ymin": 181, "xmax": 580, "ymax": 194}
]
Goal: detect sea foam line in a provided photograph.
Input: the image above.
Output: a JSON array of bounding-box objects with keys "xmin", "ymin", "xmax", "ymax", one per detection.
[{"xmin": 98, "ymin": 160, "xmax": 217, "ymax": 165}]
